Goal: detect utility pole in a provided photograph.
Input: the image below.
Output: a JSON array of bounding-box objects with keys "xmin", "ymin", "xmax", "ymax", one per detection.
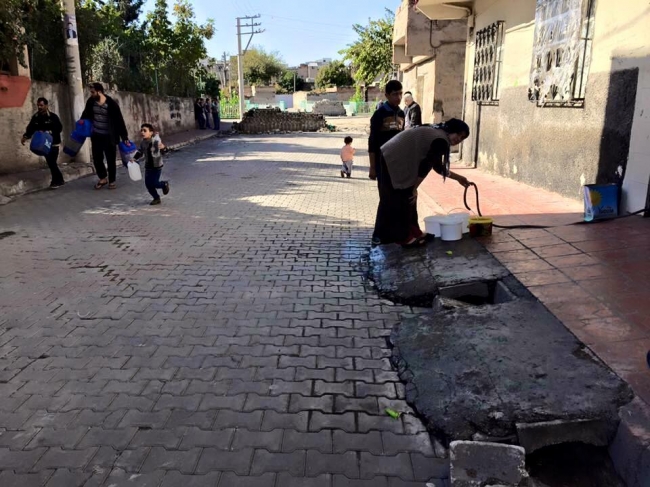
[
  {"xmin": 61, "ymin": 0, "xmax": 89, "ymax": 163},
  {"xmin": 236, "ymin": 15, "xmax": 263, "ymax": 118}
]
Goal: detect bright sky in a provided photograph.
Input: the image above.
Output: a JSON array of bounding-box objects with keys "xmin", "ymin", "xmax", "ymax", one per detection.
[{"xmin": 141, "ymin": 0, "xmax": 401, "ymax": 66}]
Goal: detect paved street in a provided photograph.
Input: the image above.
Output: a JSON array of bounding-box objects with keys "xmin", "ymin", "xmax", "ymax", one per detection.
[{"xmin": 0, "ymin": 133, "xmax": 446, "ymax": 486}]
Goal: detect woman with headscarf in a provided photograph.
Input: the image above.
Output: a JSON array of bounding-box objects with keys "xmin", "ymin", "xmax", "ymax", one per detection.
[{"xmin": 372, "ymin": 118, "xmax": 471, "ymax": 248}]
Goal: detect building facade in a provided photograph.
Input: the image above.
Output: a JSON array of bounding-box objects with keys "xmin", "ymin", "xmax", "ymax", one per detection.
[
  {"xmin": 407, "ymin": 0, "xmax": 650, "ymax": 212},
  {"xmin": 393, "ymin": 2, "xmax": 468, "ymax": 124}
]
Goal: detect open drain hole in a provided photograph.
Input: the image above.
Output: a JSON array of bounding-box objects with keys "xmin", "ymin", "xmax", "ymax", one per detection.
[{"xmin": 435, "ymin": 280, "xmax": 513, "ymax": 308}]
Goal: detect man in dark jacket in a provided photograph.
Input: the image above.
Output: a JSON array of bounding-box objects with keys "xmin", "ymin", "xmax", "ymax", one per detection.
[
  {"xmin": 194, "ymin": 98, "xmax": 206, "ymax": 129},
  {"xmin": 403, "ymin": 91, "xmax": 422, "ymax": 129},
  {"xmin": 81, "ymin": 82, "xmax": 129, "ymax": 189},
  {"xmin": 21, "ymin": 97, "xmax": 65, "ymax": 188},
  {"xmin": 368, "ymin": 80, "xmax": 405, "ymax": 182}
]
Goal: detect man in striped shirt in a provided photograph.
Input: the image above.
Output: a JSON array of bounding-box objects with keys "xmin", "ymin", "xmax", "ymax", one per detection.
[{"xmin": 82, "ymin": 83, "xmax": 130, "ymax": 190}]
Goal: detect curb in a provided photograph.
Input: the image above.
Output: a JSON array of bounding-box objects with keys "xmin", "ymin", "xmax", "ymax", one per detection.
[{"xmin": 0, "ymin": 132, "xmax": 224, "ymax": 205}]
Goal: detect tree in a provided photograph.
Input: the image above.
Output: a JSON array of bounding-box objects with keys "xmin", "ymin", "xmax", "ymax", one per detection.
[
  {"xmin": 276, "ymin": 71, "xmax": 305, "ymax": 93},
  {"xmin": 88, "ymin": 37, "xmax": 122, "ymax": 88},
  {"xmin": 315, "ymin": 60, "xmax": 354, "ymax": 89},
  {"xmin": 204, "ymin": 76, "xmax": 221, "ymax": 98},
  {"xmin": 0, "ymin": 0, "xmax": 63, "ymax": 74},
  {"xmin": 340, "ymin": 10, "xmax": 396, "ymax": 100},
  {"xmin": 234, "ymin": 47, "xmax": 285, "ymax": 86},
  {"xmin": 166, "ymin": 0, "xmax": 214, "ymax": 96}
]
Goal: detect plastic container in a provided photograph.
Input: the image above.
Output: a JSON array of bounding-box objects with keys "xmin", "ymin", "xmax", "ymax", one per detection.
[
  {"xmin": 424, "ymin": 216, "xmax": 446, "ymax": 237},
  {"xmin": 63, "ymin": 132, "xmax": 86, "ymax": 157},
  {"xmin": 583, "ymin": 184, "xmax": 619, "ymax": 221},
  {"xmin": 448, "ymin": 211, "xmax": 470, "ymax": 234},
  {"xmin": 127, "ymin": 161, "xmax": 142, "ymax": 181},
  {"xmin": 469, "ymin": 217, "xmax": 494, "ymax": 237},
  {"xmin": 74, "ymin": 119, "xmax": 93, "ymax": 138},
  {"xmin": 29, "ymin": 131, "xmax": 53, "ymax": 156},
  {"xmin": 119, "ymin": 141, "xmax": 137, "ymax": 166},
  {"xmin": 439, "ymin": 215, "xmax": 464, "ymax": 241}
]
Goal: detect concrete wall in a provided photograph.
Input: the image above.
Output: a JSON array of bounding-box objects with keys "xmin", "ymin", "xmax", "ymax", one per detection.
[
  {"xmin": 275, "ymin": 94, "xmax": 293, "ymax": 109},
  {"xmin": 0, "ymin": 81, "xmax": 195, "ymax": 175},
  {"xmin": 462, "ymin": 0, "xmax": 650, "ymax": 210}
]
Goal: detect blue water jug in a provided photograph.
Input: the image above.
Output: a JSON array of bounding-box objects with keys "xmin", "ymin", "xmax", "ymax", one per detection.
[
  {"xmin": 63, "ymin": 131, "xmax": 86, "ymax": 157},
  {"xmin": 119, "ymin": 140, "xmax": 137, "ymax": 166},
  {"xmin": 75, "ymin": 119, "xmax": 93, "ymax": 138},
  {"xmin": 30, "ymin": 131, "xmax": 53, "ymax": 156}
]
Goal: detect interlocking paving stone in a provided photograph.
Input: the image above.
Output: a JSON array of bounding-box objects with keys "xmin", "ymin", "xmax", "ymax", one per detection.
[{"xmin": 0, "ymin": 133, "xmax": 436, "ymax": 484}]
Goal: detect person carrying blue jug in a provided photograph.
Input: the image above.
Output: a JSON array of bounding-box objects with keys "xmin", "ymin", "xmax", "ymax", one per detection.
[
  {"xmin": 21, "ymin": 97, "xmax": 65, "ymax": 189},
  {"xmin": 81, "ymin": 83, "xmax": 130, "ymax": 190}
]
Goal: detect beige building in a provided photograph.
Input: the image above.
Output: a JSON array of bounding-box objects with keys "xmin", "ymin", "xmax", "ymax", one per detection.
[
  {"xmin": 404, "ymin": 0, "xmax": 650, "ymax": 213},
  {"xmin": 393, "ymin": 1, "xmax": 467, "ymax": 124},
  {"xmin": 295, "ymin": 58, "xmax": 332, "ymax": 83}
]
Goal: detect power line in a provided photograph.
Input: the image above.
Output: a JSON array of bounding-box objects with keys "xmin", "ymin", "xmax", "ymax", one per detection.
[{"xmin": 258, "ymin": 13, "xmax": 350, "ymax": 28}]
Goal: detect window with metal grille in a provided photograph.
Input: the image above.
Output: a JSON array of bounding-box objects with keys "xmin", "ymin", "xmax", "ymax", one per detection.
[
  {"xmin": 471, "ymin": 21, "xmax": 505, "ymax": 104},
  {"xmin": 528, "ymin": 0, "xmax": 596, "ymax": 106}
]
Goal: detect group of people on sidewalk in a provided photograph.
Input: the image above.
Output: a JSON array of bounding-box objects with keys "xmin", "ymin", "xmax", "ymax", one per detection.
[
  {"xmin": 365, "ymin": 81, "xmax": 472, "ymax": 248},
  {"xmin": 194, "ymin": 97, "xmax": 220, "ymax": 131},
  {"xmin": 21, "ymin": 82, "xmax": 171, "ymax": 205}
]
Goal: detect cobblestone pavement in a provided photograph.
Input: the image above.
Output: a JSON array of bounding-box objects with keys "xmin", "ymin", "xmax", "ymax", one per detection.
[{"xmin": 0, "ymin": 133, "xmax": 447, "ymax": 487}]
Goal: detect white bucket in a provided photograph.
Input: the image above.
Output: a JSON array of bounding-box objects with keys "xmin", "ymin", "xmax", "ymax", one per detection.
[
  {"xmin": 127, "ymin": 161, "xmax": 142, "ymax": 182},
  {"xmin": 439, "ymin": 215, "xmax": 464, "ymax": 241},
  {"xmin": 424, "ymin": 216, "xmax": 446, "ymax": 237},
  {"xmin": 449, "ymin": 211, "xmax": 470, "ymax": 234}
]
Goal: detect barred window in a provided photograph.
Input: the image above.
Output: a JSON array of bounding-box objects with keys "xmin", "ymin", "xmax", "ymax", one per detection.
[
  {"xmin": 529, "ymin": 0, "xmax": 596, "ymax": 106},
  {"xmin": 471, "ymin": 21, "xmax": 505, "ymax": 104}
]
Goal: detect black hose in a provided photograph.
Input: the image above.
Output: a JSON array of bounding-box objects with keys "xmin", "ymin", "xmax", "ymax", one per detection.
[{"xmin": 463, "ymin": 183, "xmax": 647, "ymax": 230}]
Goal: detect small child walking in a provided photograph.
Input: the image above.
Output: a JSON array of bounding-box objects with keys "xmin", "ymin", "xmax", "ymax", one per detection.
[
  {"xmin": 133, "ymin": 123, "xmax": 169, "ymax": 205},
  {"xmin": 340, "ymin": 136, "xmax": 355, "ymax": 178}
]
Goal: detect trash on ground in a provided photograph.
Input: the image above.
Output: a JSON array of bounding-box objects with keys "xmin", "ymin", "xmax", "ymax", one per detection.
[{"xmin": 385, "ymin": 408, "xmax": 402, "ymax": 419}]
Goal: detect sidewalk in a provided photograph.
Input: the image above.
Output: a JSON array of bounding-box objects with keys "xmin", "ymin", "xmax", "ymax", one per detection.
[
  {"xmin": 0, "ymin": 124, "xmax": 231, "ymax": 204},
  {"xmin": 419, "ymin": 166, "xmax": 650, "ymax": 405}
]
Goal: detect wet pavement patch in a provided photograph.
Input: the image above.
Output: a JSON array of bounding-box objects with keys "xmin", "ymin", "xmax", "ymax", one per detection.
[{"xmin": 367, "ymin": 238, "xmax": 509, "ymax": 307}]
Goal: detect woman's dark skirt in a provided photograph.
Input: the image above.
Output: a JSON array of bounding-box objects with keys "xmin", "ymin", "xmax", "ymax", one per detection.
[{"xmin": 372, "ymin": 154, "xmax": 423, "ymax": 244}]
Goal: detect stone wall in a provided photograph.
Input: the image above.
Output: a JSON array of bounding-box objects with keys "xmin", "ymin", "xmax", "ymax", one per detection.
[
  {"xmin": 312, "ymin": 100, "xmax": 346, "ymax": 116},
  {"xmin": 0, "ymin": 80, "xmax": 196, "ymax": 175},
  {"xmin": 232, "ymin": 108, "xmax": 326, "ymax": 134}
]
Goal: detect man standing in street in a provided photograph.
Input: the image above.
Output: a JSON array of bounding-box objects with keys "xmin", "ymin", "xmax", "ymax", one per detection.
[
  {"xmin": 368, "ymin": 80, "xmax": 405, "ymax": 245},
  {"xmin": 204, "ymin": 98, "xmax": 212, "ymax": 129},
  {"xmin": 81, "ymin": 83, "xmax": 129, "ymax": 190},
  {"xmin": 403, "ymin": 91, "xmax": 422, "ymax": 129},
  {"xmin": 194, "ymin": 98, "xmax": 206, "ymax": 130},
  {"xmin": 21, "ymin": 97, "xmax": 65, "ymax": 189}
]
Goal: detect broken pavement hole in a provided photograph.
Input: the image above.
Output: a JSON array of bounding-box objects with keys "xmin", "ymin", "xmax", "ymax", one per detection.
[
  {"xmin": 527, "ymin": 442, "xmax": 625, "ymax": 487},
  {"xmin": 0, "ymin": 231, "xmax": 16, "ymax": 240},
  {"xmin": 436, "ymin": 279, "xmax": 514, "ymax": 308}
]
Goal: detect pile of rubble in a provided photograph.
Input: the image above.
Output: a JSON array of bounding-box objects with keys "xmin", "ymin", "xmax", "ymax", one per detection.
[{"xmin": 232, "ymin": 108, "xmax": 327, "ymax": 134}]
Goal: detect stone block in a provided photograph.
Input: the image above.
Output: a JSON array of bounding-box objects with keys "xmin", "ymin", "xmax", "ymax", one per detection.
[
  {"xmin": 609, "ymin": 398, "xmax": 650, "ymax": 487},
  {"xmin": 450, "ymin": 441, "xmax": 527, "ymax": 487},
  {"xmin": 516, "ymin": 418, "xmax": 618, "ymax": 453}
]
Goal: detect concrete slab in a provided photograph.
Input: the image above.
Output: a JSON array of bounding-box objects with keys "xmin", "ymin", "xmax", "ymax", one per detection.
[
  {"xmin": 450, "ymin": 441, "xmax": 527, "ymax": 487},
  {"xmin": 368, "ymin": 238, "xmax": 510, "ymax": 307},
  {"xmin": 390, "ymin": 299, "xmax": 634, "ymax": 444}
]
